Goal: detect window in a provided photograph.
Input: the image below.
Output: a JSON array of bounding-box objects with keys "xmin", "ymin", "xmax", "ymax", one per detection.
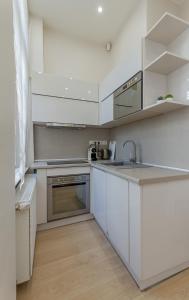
[{"xmin": 13, "ymin": 0, "xmax": 30, "ymax": 185}]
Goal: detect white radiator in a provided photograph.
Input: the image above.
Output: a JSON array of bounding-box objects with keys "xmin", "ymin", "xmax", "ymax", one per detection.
[{"xmin": 16, "ymin": 174, "xmax": 37, "ymax": 284}]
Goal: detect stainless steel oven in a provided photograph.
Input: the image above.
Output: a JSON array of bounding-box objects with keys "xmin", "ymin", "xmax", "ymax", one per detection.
[
  {"xmin": 47, "ymin": 174, "xmax": 90, "ymax": 221},
  {"xmin": 114, "ymin": 71, "xmax": 143, "ymax": 120}
]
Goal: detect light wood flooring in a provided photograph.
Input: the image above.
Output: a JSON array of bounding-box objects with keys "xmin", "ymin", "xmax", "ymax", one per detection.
[{"xmin": 17, "ymin": 220, "xmax": 189, "ymax": 300}]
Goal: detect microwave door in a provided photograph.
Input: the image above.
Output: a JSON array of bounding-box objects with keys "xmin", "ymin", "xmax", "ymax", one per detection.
[{"xmin": 114, "ymin": 81, "xmax": 142, "ymax": 119}]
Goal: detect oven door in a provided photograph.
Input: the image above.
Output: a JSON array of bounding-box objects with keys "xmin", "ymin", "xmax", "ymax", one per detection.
[
  {"xmin": 114, "ymin": 72, "xmax": 142, "ymax": 120},
  {"xmin": 47, "ymin": 175, "xmax": 90, "ymax": 221}
]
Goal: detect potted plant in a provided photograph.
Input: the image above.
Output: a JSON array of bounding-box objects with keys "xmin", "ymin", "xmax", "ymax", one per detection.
[{"xmin": 164, "ymin": 94, "xmax": 174, "ymax": 101}]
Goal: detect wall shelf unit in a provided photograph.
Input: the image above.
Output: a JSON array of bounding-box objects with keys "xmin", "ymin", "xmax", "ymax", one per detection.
[
  {"xmin": 144, "ymin": 51, "xmax": 189, "ymax": 75},
  {"xmin": 104, "ymin": 101, "xmax": 189, "ymax": 128},
  {"xmin": 146, "ymin": 12, "xmax": 189, "ymax": 45},
  {"xmin": 143, "ymin": 12, "xmax": 189, "ymax": 108}
]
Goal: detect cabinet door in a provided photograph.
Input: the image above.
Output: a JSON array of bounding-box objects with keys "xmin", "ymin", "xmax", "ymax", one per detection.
[
  {"xmin": 36, "ymin": 169, "xmax": 47, "ymax": 225},
  {"xmin": 129, "ymin": 182, "xmax": 141, "ymax": 279},
  {"xmin": 30, "ymin": 187, "xmax": 37, "ymax": 276},
  {"xmin": 16, "ymin": 209, "xmax": 30, "ymax": 284},
  {"xmin": 91, "ymin": 168, "xmax": 107, "ymax": 234},
  {"xmin": 99, "ymin": 94, "xmax": 113, "ymax": 125},
  {"xmin": 32, "ymin": 94, "xmax": 99, "ymax": 125},
  {"xmin": 32, "ymin": 72, "xmax": 99, "ymax": 102},
  {"xmin": 106, "ymin": 173, "xmax": 129, "ymax": 265},
  {"xmin": 99, "ymin": 58, "xmax": 141, "ymax": 101}
]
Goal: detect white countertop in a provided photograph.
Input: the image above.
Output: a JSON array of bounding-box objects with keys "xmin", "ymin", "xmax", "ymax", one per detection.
[
  {"xmin": 30, "ymin": 159, "xmax": 189, "ymax": 185},
  {"xmin": 16, "ymin": 174, "xmax": 37, "ymax": 210},
  {"xmin": 92, "ymin": 162, "xmax": 189, "ymax": 185},
  {"xmin": 31, "ymin": 159, "xmax": 90, "ymax": 169}
]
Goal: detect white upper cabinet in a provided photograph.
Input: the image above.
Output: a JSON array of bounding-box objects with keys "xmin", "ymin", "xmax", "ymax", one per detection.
[
  {"xmin": 99, "ymin": 57, "xmax": 141, "ymax": 101},
  {"xmin": 32, "ymin": 72, "xmax": 99, "ymax": 102},
  {"xmin": 99, "ymin": 94, "xmax": 114, "ymax": 125},
  {"xmin": 32, "ymin": 94, "xmax": 99, "ymax": 125}
]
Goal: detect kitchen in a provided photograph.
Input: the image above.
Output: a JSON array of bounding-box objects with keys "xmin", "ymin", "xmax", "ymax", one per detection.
[{"xmin": 2, "ymin": 0, "xmax": 189, "ymax": 299}]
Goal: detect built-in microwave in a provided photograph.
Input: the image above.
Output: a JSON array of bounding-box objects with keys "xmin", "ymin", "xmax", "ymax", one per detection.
[{"xmin": 113, "ymin": 71, "xmax": 143, "ymax": 120}]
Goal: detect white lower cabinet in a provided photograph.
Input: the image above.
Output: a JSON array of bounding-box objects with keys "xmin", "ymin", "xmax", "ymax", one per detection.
[
  {"xmin": 91, "ymin": 167, "xmax": 189, "ymax": 290},
  {"xmin": 36, "ymin": 169, "xmax": 47, "ymax": 225},
  {"xmin": 91, "ymin": 168, "xmax": 107, "ymax": 234},
  {"xmin": 106, "ymin": 173, "xmax": 129, "ymax": 265},
  {"xmin": 129, "ymin": 182, "xmax": 141, "ymax": 280},
  {"xmin": 91, "ymin": 169, "xmax": 129, "ymax": 265}
]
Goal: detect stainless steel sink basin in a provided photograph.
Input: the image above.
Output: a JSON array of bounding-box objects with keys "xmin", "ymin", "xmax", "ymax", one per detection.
[
  {"xmin": 100, "ymin": 161, "xmax": 151, "ymax": 169},
  {"xmin": 47, "ymin": 160, "xmax": 88, "ymax": 165}
]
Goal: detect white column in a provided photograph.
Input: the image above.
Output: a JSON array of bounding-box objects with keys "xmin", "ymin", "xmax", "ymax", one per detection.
[{"xmin": 0, "ymin": 0, "xmax": 16, "ymax": 299}]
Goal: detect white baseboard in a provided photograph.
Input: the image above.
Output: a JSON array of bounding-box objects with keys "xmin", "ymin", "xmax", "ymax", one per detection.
[
  {"xmin": 123, "ymin": 256, "xmax": 189, "ymax": 291},
  {"xmin": 37, "ymin": 213, "xmax": 94, "ymax": 231}
]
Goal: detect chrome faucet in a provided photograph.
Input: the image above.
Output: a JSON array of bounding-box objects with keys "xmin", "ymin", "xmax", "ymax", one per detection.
[{"xmin": 123, "ymin": 140, "xmax": 137, "ymax": 163}]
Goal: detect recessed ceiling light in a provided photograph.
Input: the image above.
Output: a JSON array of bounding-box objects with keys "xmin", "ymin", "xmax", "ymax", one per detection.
[
  {"xmin": 69, "ymin": 77, "xmax": 73, "ymax": 80},
  {"xmin": 97, "ymin": 6, "xmax": 103, "ymax": 14},
  {"xmin": 65, "ymin": 87, "xmax": 69, "ymax": 91},
  {"xmin": 88, "ymin": 90, "xmax": 92, "ymax": 94}
]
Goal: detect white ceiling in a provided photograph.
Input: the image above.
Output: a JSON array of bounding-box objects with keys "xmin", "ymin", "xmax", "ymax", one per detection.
[{"xmin": 29, "ymin": 0, "xmax": 138, "ymax": 45}]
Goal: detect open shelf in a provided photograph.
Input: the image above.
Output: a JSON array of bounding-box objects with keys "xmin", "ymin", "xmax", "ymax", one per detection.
[
  {"xmin": 104, "ymin": 100, "xmax": 189, "ymax": 128},
  {"xmin": 146, "ymin": 12, "xmax": 189, "ymax": 45},
  {"xmin": 144, "ymin": 51, "xmax": 189, "ymax": 75}
]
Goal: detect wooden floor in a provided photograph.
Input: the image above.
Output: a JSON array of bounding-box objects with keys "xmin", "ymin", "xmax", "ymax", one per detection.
[{"xmin": 17, "ymin": 220, "xmax": 189, "ymax": 300}]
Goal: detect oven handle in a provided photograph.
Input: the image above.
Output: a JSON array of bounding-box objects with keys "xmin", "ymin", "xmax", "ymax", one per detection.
[
  {"xmin": 51, "ymin": 182, "xmax": 86, "ymax": 188},
  {"xmin": 115, "ymin": 104, "xmax": 133, "ymax": 108}
]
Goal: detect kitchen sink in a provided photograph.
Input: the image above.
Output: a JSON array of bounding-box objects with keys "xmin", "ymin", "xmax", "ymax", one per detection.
[
  {"xmin": 100, "ymin": 161, "xmax": 151, "ymax": 169},
  {"xmin": 47, "ymin": 160, "xmax": 88, "ymax": 165}
]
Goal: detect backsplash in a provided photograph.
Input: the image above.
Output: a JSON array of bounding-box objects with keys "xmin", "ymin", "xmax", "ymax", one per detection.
[
  {"xmin": 111, "ymin": 107, "xmax": 189, "ymax": 170},
  {"xmin": 34, "ymin": 125, "xmax": 110, "ymax": 160},
  {"xmin": 34, "ymin": 104, "xmax": 189, "ymax": 170}
]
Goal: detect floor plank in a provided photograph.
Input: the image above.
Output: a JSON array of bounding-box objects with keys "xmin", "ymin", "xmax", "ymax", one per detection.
[{"xmin": 17, "ymin": 220, "xmax": 189, "ymax": 300}]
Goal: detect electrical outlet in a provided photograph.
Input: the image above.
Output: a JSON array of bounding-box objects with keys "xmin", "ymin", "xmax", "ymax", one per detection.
[{"xmin": 100, "ymin": 140, "xmax": 108, "ymax": 145}]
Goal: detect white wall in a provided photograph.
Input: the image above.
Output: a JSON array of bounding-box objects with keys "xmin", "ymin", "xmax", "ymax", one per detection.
[
  {"xmin": 180, "ymin": 0, "xmax": 189, "ymax": 22},
  {"xmin": 111, "ymin": 0, "xmax": 147, "ymax": 69},
  {"xmin": 43, "ymin": 27, "xmax": 112, "ymax": 82},
  {"xmin": 29, "ymin": 16, "xmax": 44, "ymax": 73},
  {"xmin": 111, "ymin": 0, "xmax": 189, "ymax": 170},
  {"xmin": 34, "ymin": 125, "xmax": 110, "ymax": 160},
  {"xmin": 99, "ymin": 0, "xmax": 147, "ymax": 100},
  {"xmin": 0, "ymin": 1, "xmax": 16, "ymax": 299},
  {"xmin": 147, "ymin": 0, "xmax": 180, "ymax": 30},
  {"xmin": 111, "ymin": 107, "xmax": 189, "ymax": 170}
]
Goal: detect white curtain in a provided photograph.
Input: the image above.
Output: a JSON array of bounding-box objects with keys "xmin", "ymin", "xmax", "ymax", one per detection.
[{"xmin": 13, "ymin": 0, "xmax": 30, "ymax": 185}]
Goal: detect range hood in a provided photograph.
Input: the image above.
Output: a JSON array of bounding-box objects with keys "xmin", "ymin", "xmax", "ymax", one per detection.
[{"xmin": 34, "ymin": 122, "xmax": 86, "ymax": 129}]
